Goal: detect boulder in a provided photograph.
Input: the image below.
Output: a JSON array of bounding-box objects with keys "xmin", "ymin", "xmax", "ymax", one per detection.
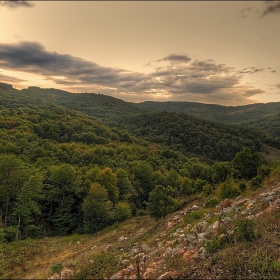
[
  {"xmin": 176, "ymin": 228, "xmax": 184, "ymax": 234},
  {"xmin": 163, "ymin": 247, "xmax": 172, "ymax": 257},
  {"xmin": 158, "ymin": 271, "xmax": 179, "ymax": 279},
  {"xmin": 195, "ymin": 221, "xmax": 208, "ymax": 233},
  {"xmin": 109, "ymin": 273, "xmax": 122, "ymax": 280},
  {"xmin": 186, "ymin": 234, "xmax": 196, "ymax": 244},
  {"xmin": 191, "ymin": 205, "xmax": 200, "ymax": 211},
  {"xmin": 222, "ymin": 199, "xmax": 232, "ymax": 208},
  {"xmin": 118, "ymin": 236, "xmax": 125, "ymax": 242},
  {"xmin": 212, "ymin": 221, "xmax": 220, "ymax": 230},
  {"xmin": 263, "ymin": 195, "xmax": 274, "ymax": 203},
  {"xmin": 141, "ymin": 244, "xmax": 150, "ymax": 252},
  {"xmin": 60, "ymin": 268, "xmax": 74, "ymax": 279},
  {"xmin": 48, "ymin": 273, "xmax": 60, "ymax": 280}
]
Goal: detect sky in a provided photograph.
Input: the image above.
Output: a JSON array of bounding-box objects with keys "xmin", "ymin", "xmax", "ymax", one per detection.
[{"xmin": 0, "ymin": 1, "xmax": 279, "ymax": 105}]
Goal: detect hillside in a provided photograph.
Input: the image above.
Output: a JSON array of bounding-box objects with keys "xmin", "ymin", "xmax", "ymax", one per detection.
[
  {"xmin": 133, "ymin": 101, "xmax": 280, "ymax": 125},
  {"xmin": 2, "ymin": 170, "xmax": 280, "ymax": 279},
  {"xmin": 0, "ymin": 83, "xmax": 141, "ymax": 120},
  {"xmin": 1, "ymin": 82, "xmax": 280, "ymax": 279},
  {"xmin": 116, "ymin": 111, "xmax": 275, "ymax": 162}
]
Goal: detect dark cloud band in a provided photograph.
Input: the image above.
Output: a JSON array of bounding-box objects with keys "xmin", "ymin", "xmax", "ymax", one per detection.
[
  {"xmin": 0, "ymin": 41, "xmax": 265, "ymax": 105},
  {"xmin": 0, "ymin": 1, "xmax": 34, "ymax": 9}
]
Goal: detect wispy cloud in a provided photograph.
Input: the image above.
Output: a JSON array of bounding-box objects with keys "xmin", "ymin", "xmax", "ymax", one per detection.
[
  {"xmin": 0, "ymin": 72, "xmax": 26, "ymax": 83},
  {"xmin": 0, "ymin": 41, "xmax": 265, "ymax": 105},
  {"xmin": 0, "ymin": 1, "xmax": 34, "ymax": 9},
  {"xmin": 262, "ymin": 1, "xmax": 280, "ymax": 17}
]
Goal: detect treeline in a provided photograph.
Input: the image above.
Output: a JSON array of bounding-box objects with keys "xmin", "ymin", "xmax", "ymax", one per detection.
[
  {"xmin": 134, "ymin": 100, "xmax": 280, "ymax": 125},
  {"xmin": 0, "ymin": 85, "xmax": 140, "ymax": 120},
  {"xmin": 0, "ymin": 104, "xmax": 268, "ymax": 242},
  {"xmin": 117, "ymin": 111, "xmax": 264, "ymax": 162}
]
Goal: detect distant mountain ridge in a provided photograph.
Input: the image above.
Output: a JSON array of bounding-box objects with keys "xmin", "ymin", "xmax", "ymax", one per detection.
[
  {"xmin": 1, "ymin": 82, "xmax": 280, "ymax": 138},
  {"xmin": 133, "ymin": 101, "xmax": 280, "ymax": 125}
]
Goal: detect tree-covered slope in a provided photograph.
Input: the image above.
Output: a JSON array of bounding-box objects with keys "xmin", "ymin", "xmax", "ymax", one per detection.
[
  {"xmin": 133, "ymin": 101, "xmax": 280, "ymax": 125},
  {"xmin": 116, "ymin": 111, "xmax": 278, "ymax": 162},
  {"xmin": 0, "ymin": 83, "xmax": 141, "ymax": 120}
]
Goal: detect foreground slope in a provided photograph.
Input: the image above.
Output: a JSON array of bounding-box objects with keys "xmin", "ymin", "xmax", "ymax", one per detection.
[{"xmin": 2, "ymin": 169, "xmax": 280, "ymax": 279}]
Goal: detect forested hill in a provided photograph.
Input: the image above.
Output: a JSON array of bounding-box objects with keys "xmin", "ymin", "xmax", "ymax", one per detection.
[
  {"xmin": 133, "ymin": 101, "xmax": 280, "ymax": 125},
  {"xmin": 0, "ymin": 83, "xmax": 141, "ymax": 119},
  {"xmin": 116, "ymin": 111, "xmax": 280, "ymax": 162}
]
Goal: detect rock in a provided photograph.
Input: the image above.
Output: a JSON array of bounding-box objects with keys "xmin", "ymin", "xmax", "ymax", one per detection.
[
  {"xmin": 106, "ymin": 244, "xmax": 113, "ymax": 251},
  {"xmin": 110, "ymin": 272, "xmax": 122, "ymax": 280},
  {"xmin": 173, "ymin": 247, "xmax": 186, "ymax": 257},
  {"xmin": 133, "ymin": 252, "xmax": 145, "ymax": 260},
  {"xmin": 149, "ymin": 249, "xmax": 159, "ymax": 257},
  {"xmin": 171, "ymin": 232, "xmax": 179, "ymax": 238},
  {"xmin": 204, "ymin": 227, "xmax": 214, "ymax": 239},
  {"xmin": 143, "ymin": 264, "xmax": 159, "ymax": 279},
  {"xmin": 195, "ymin": 221, "xmax": 208, "ymax": 233},
  {"xmin": 158, "ymin": 241, "xmax": 164, "ymax": 248},
  {"xmin": 141, "ymin": 244, "xmax": 150, "ymax": 252},
  {"xmin": 263, "ymin": 195, "xmax": 274, "ymax": 203},
  {"xmin": 186, "ymin": 234, "xmax": 196, "ymax": 244},
  {"xmin": 118, "ymin": 236, "xmax": 125, "ymax": 242},
  {"xmin": 183, "ymin": 250, "xmax": 196, "ymax": 261},
  {"xmin": 61, "ymin": 268, "xmax": 74, "ymax": 279},
  {"xmin": 222, "ymin": 217, "xmax": 232, "ymax": 224},
  {"xmin": 176, "ymin": 228, "xmax": 184, "ymax": 233},
  {"xmin": 178, "ymin": 234, "xmax": 185, "ymax": 243},
  {"xmin": 207, "ymin": 212, "xmax": 215, "ymax": 218},
  {"xmin": 233, "ymin": 199, "xmax": 249, "ymax": 208},
  {"xmin": 48, "ymin": 273, "xmax": 60, "ymax": 280},
  {"xmin": 222, "ymin": 199, "xmax": 232, "ymax": 208},
  {"xmin": 157, "ymin": 271, "xmax": 179, "ymax": 279},
  {"xmin": 212, "ymin": 221, "xmax": 220, "ymax": 230},
  {"xmin": 163, "ymin": 247, "xmax": 172, "ymax": 257},
  {"xmin": 191, "ymin": 205, "xmax": 200, "ymax": 211},
  {"xmin": 275, "ymin": 199, "xmax": 280, "ymax": 206},
  {"xmin": 167, "ymin": 222, "xmax": 174, "ymax": 229},
  {"xmin": 198, "ymin": 246, "xmax": 207, "ymax": 259}
]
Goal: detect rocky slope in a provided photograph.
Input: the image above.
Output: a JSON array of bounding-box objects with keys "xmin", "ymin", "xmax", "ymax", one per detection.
[{"xmin": 47, "ymin": 182, "xmax": 280, "ymax": 280}]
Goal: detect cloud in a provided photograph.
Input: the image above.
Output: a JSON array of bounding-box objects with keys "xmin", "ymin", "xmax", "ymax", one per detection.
[
  {"xmin": 0, "ymin": 41, "xmax": 265, "ymax": 105},
  {"xmin": 0, "ymin": 1, "xmax": 34, "ymax": 9},
  {"xmin": 157, "ymin": 53, "xmax": 192, "ymax": 64},
  {"xmin": 262, "ymin": 1, "xmax": 280, "ymax": 16},
  {"xmin": 237, "ymin": 67, "xmax": 264, "ymax": 74},
  {"xmin": 237, "ymin": 6, "xmax": 254, "ymax": 19},
  {"xmin": 0, "ymin": 72, "xmax": 26, "ymax": 83}
]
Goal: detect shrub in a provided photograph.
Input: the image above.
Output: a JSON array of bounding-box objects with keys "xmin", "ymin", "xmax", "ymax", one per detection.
[
  {"xmin": 217, "ymin": 181, "xmax": 240, "ymax": 200},
  {"xmin": 50, "ymin": 263, "xmax": 63, "ymax": 274},
  {"xmin": 235, "ymin": 219, "xmax": 256, "ymax": 242},
  {"xmin": 206, "ymin": 236, "xmax": 222, "ymax": 253},
  {"xmin": 239, "ymin": 182, "xmax": 247, "ymax": 192},
  {"xmin": 184, "ymin": 210, "xmax": 204, "ymax": 224},
  {"xmin": 204, "ymin": 198, "xmax": 219, "ymax": 208}
]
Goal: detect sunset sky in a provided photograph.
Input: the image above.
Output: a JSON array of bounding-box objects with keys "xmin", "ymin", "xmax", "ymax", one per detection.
[{"xmin": 0, "ymin": 1, "xmax": 279, "ymax": 105}]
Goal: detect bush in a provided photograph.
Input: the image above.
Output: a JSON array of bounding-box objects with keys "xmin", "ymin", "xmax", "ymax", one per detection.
[
  {"xmin": 251, "ymin": 176, "xmax": 263, "ymax": 190},
  {"xmin": 206, "ymin": 236, "xmax": 222, "ymax": 253},
  {"xmin": 239, "ymin": 182, "xmax": 247, "ymax": 192},
  {"xmin": 217, "ymin": 181, "xmax": 240, "ymax": 200},
  {"xmin": 235, "ymin": 219, "xmax": 256, "ymax": 242},
  {"xmin": 184, "ymin": 210, "xmax": 204, "ymax": 224},
  {"xmin": 204, "ymin": 198, "xmax": 219, "ymax": 208},
  {"xmin": 50, "ymin": 263, "xmax": 63, "ymax": 274}
]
